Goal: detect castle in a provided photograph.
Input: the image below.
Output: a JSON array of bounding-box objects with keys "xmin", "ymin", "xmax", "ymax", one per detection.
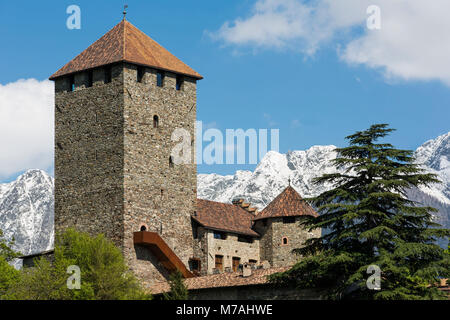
[{"xmin": 49, "ymin": 18, "xmax": 320, "ymax": 292}]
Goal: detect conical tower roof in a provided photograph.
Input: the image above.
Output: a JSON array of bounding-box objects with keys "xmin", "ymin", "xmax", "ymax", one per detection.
[
  {"xmin": 49, "ymin": 19, "xmax": 202, "ymax": 80},
  {"xmin": 253, "ymin": 186, "xmax": 318, "ymax": 221}
]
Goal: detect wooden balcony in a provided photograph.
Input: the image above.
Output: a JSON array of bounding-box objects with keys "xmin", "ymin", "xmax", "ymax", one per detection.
[{"xmin": 133, "ymin": 231, "xmax": 195, "ymax": 278}]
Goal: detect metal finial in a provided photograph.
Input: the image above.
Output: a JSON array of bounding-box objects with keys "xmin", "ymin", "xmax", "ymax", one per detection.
[
  {"xmin": 123, "ymin": 4, "xmax": 128, "ymax": 20},
  {"xmin": 288, "ymin": 177, "xmax": 291, "ymax": 186}
]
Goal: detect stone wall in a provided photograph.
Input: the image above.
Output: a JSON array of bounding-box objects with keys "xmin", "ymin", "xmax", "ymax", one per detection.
[
  {"xmin": 54, "ymin": 62, "xmax": 198, "ymax": 284},
  {"xmin": 254, "ymin": 217, "xmax": 321, "ymax": 267},
  {"xmin": 54, "ymin": 63, "xmax": 125, "ymax": 248},
  {"xmin": 271, "ymin": 217, "xmax": 321, "ymax": 267},
  {"xmin": 122, "ymin": 63, "xmax": 197, "ymax": 282},
  {"xmin": 205, "ymin": 230, "xmax": 260, "ymax": 274}
]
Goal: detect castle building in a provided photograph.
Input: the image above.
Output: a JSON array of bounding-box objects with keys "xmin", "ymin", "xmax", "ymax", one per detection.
[{"xmin": 49, "ymin": 18, "xmax": 320, "ymax": 288}]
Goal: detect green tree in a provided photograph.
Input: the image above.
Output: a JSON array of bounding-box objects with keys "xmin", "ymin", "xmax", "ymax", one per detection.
[
  {"xmin": 270, "ymin": 124, "xmax": 450, "ymax": 300},
  {"xmin": 6, "ymin": 228, "xmax": 151, "ymax": 300},
  {"xmin": 0, "ymin": 229, "xmax": 21, "ymax": 299},
  {"xmin": 0, "ymin": 229, "xmax": 20, "ymax": 262},
  {"xmin": 163, "ymin": 271, "xmax": 188, "ymax": 300}
]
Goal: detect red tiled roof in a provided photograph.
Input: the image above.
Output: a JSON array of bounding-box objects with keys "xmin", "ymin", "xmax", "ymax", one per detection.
[
  {"xmin": 194, "ymin": 199, "xmax": 259, "ymax": 237},
  {"xmin": 49, "ymin": 19, "xmax": 202, "ymax": 80},
  {"xmin": 147, "ymin": 266, "xmax": 289, "ymax": 294},
  {"xmin": 254, "ymin": 186, "xmax": 318, "ymax": 221}
]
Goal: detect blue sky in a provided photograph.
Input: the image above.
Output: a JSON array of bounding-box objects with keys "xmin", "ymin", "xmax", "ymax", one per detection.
[{"xmin": 1, "ymin": 0, "xmax": 449, "ymax": 181}]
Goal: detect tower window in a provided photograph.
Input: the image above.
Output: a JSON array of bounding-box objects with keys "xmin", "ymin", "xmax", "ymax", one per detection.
[
  {"xmin": 140, "ymin": 225, "xmax": 147, "ymax": 231},
  {"xmin": 137, "ymin": 66, "xmax": 145, "ymax": 83},
  {"xmin": 169, "ymin": 156, "xmax": 174, "ymax": 168},
  {"xmin": 156, "ymin": 71, "xmax": 164, "ymax": 87},
  {"xmin": 283, "ymin": 216, "xmax": 296, "ymax": 224},
  {"xmin": 87, "ymin": 70, "xmax": 93, "ymax": 87},
  {"xmin": 105, "ymin": 66, "xmax": 112, "ymax": 84},
  {"xmin": 213, "ymin": 231, "xmax": 227, "ymax": 240},
  {"xmin": 153, "ymin": 115, "xmax": 159, "ymax": 128},
  {"xmin": 69, "ymin": 75, "xmax": 75, "ymax": 92},
  {"xmin": 282, "ymin": 237, "xmax": 288, "ymax": 245},
  {"xmin": 176, "ymin": 75, "xmax": 184, "ymax": 90}
]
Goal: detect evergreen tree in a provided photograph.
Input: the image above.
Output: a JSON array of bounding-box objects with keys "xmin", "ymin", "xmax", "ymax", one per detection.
[
  {"xmin": 163, "ymin": 271, "xmax": 188, "ymax": 300},
  {"xmin": 270, "ymin": 124, "xmax": 450, "ymax": 299}
]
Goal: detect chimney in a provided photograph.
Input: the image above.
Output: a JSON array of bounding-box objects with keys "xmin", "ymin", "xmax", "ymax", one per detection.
[
  {"xmin": 232, "ymin": 198, "xmax": 258, "ymax": 215},
  {"xmin": 242, "ymin": 263, "xmax": 252, "ymax": 277}
]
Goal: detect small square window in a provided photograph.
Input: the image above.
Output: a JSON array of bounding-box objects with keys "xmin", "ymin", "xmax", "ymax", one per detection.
[{"xmin": 157, "ymin": 71, "xmax": 165, "ymax": 87}]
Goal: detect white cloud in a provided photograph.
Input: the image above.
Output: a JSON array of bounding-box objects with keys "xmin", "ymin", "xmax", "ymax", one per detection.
[
  {"xmin": 211, "ymin": 0, "xmax": 450, "ymax": 86},
  {"xmin": 0, "ymin": 79, "xmax": 54, "ymax": 180}
]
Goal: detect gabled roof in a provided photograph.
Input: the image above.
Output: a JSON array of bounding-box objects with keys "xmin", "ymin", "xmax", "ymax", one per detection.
[
  {"xmin": 194, "ymin": 199, "xmax": 259, "ymax": 237},
  {"xmin": 49, "ymin": 19, "xmax": 202, "ymax": 80},
  {"xmin": 253, "ymin": 186, "xmax": 318, "ymax": 221}
]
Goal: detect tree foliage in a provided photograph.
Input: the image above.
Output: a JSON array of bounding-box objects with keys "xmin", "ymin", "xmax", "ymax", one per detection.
[
  {"xmin": 163, "ymin": 271, "xmax": 188, "ymax": 300},
  {"xmin": 5, "ymin": 228, "xmax": 151, "ymax": 300},
  {"xmin": 270, "ymin": 124, "xmax": 450, "ymax": 299}
]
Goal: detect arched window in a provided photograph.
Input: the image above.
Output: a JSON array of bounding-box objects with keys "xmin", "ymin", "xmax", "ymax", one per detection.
[
  {"xmin": 282, "ymin": 237, "xmax": 288, "ymax": 245},
  {"xmin": 153, "ymin": 115, "xmax": 159, "ymax": 128},
  {"xmin": 140, "ymin": 225, "xmax": 147, "ymax": 231}
]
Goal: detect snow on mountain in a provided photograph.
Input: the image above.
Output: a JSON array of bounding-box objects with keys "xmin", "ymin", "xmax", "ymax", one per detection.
[
  {"xmin": 0, "ymin": 169, "xmax": 54, "ymax": 259},
  {"xmin": 415, "ymin": 132, "xmax": 450, "ymax": 205},
  {"xmin": 0, "ymin": 132, "xmax": 448, "ymax": 259},
  {"xmin": 198, "ymin": 134, "xmax": 450, "ymax": 231},
  {"xmin": 198, "ymin": 146, "xmax": 341, "ymax": 210}
]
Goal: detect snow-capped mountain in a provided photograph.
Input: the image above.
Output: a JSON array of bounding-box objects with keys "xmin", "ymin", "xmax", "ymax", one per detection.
[
  {"xmin": 0, "ymin": 133, "xmax": 448, "ymax": 259},
  {"xmin": 414, "ymin": 132, "xmax": 450, "ymax": 205},
  {"xmin": 198, "ymin": 133, "xmax": 450, "ymax": 230},
  {"xmin": 0, "ymin": 170, "xmax": 54, "ymax": 259}
]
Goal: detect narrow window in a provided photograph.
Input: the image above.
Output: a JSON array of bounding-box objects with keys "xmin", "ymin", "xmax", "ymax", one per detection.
[
  {"xmin": 156, "ymin": 71, "xmax": 164, "ymax": 87},
  {"xmin": 169, "ymin": 156, "xmax": 174, "ymax": 168},
  {"xmin": 215, "ymin": 255, "xmax": 223, "ymax": 271},
  {"xmin": 137, "ymin": 66, "xmax": 145, "ymax": 83},
  {"xmin": 176, "ymin": 75, "xmax": 184, "ymax": 90},
  {"xmin": 69, "ymin": 75, "xmax": 75, "ymax": 92},
  {"xmin": 282, "ymin": 237, "xmax": 288, "ymax": 245},
  {"xmin": 232, "ymin": 257, "xmax": 241, "ymax": 272},
  {"xmin": 153, "ymin": 115, "xmax": 159, "ymax": 128},
  {"xmin": 105, "ymin": 66, "xmax": 112, "ymax": 84},
  {"xmin": 87, "ymin": 70, "xmax": 93, "ymax": 87}
]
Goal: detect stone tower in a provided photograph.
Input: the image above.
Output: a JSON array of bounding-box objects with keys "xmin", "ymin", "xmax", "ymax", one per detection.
[
  {"xmin": 50, "ymin": 19, "xmax": 202, "ymax": 282},
  {"xmin": 253, "ymin": 186, "xmax": 321, "ymax": 267}
]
